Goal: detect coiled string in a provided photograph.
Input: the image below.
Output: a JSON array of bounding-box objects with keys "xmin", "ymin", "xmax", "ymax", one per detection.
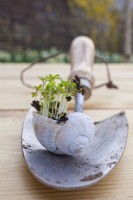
[{"xmin": 20, "ymin": 51, "xmax": 118, "ymax": 90}]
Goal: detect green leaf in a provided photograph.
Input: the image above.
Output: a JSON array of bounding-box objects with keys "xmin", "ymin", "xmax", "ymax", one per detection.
[{"xmin": 32, "ymin": 92, "xmax": 37, "ymax": 97}]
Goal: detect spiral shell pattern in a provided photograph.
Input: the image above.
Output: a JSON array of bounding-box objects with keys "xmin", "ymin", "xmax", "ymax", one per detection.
[{"xmin": 32, "ymin": 112, "xmax": 95, "ymax": 155}]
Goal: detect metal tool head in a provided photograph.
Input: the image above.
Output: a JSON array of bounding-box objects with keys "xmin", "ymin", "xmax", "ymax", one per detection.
[{"xmin": 22, "ymin": 109, "xmax": 128, "ymax": 190}]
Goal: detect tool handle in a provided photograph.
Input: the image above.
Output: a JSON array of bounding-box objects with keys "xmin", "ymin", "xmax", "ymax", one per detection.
[{"xmin": 69, "ymin": 36, "xmax": 95, "ymax": 100}]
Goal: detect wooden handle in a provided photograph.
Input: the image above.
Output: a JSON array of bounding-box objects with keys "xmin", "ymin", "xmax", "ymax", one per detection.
[{"xmin": 68, "ymin": 36, "xmax": 95, "ymax": 99}]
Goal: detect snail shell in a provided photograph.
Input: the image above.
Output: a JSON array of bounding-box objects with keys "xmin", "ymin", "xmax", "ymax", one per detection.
[{"xmin": 32, "ymin": 112, "xmax": 95, "ymax": 155}]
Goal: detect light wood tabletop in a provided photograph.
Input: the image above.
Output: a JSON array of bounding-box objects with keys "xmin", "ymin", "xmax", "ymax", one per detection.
[{"xmin": 0, "ymin": 63, "xmax": 133, "ymax": 200}]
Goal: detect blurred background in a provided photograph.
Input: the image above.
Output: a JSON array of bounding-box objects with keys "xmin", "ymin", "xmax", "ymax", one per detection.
[{"xmin": 0, "ymin": 0, "xmax": 133, "ymax": 63}]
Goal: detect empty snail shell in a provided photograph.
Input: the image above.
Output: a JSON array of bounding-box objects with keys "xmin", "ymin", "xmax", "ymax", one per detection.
[{"xmin": 32, "ymin": 112, "xmax": 95, "ymax": 155}]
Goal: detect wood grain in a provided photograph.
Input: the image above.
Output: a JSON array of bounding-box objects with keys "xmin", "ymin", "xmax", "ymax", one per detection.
[
  {"xmin": 0, "ymin": 63, "xmax": 133, "ymax": 110},
  {"xmin": 0, "ymin": 63, "xmax": 133, "ymax": 200}
]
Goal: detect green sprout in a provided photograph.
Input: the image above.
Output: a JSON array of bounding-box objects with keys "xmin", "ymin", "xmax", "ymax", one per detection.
[{"xmin": 31, "ymin": 74, "xmax": 84, "ymax": 122}]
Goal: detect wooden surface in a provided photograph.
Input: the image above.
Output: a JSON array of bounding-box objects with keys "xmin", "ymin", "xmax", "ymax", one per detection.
[{"xmin": 0, "ymin": 63, "xmax": 133, "ymax": 200}]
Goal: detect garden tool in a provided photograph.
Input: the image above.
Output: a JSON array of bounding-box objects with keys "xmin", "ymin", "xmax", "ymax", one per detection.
[{"xmin": 21, "ymin": 36, "xmax": 128, "ymax": 190}]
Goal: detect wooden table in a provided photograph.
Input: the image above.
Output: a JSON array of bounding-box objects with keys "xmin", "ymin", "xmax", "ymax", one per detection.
[{"xmin": 0, "ymin": 63, "xmax": 133, "ymax": 200}]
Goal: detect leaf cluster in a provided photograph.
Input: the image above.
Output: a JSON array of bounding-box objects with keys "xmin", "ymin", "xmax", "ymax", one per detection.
[{"xmin": 31, "ymin": 74, "xmax": 84, "ymax": 122}]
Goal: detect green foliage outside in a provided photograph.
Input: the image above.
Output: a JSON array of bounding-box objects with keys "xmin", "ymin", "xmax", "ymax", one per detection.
[
  {"xmin": 68, "ymin": 0, "xmax": 123, "ymax": 53},
  {"xmin": 0, "ymin": 48, "xmax": 132, "ymax": 63},
  {"xmin": 0, "ymin": 48, "xmax": 69, "ymax": 63},
  {"xmin": 0, "ymin": 0, "xmax": 132, "ymax": 63}
]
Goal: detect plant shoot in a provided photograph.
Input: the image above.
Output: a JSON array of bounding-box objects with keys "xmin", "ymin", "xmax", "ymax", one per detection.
[{"xmin": 31, "ymin": 74, "xmax": 84, "ymax": 122}]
